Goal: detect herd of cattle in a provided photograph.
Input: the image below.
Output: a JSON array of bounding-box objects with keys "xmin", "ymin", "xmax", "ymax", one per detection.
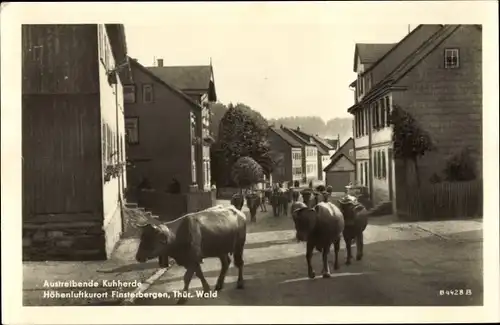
[
  {"xmin": 132, "ymin": 185, "xmax": 370, "ymax": 304},
  {"xmin": 230, "ymin": 186, "xmax": 338, "ymax": 222}
]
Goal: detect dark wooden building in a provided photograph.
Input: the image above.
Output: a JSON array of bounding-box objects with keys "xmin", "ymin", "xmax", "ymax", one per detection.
[{"xmin": 22, "ymin": 24, "xmax": 132, "ymax": 261}]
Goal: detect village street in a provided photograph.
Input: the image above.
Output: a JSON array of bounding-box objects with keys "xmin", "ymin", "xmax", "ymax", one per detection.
[{"xmin": 133, "ymin": 200, "xmax": 483, "ymax": 306}]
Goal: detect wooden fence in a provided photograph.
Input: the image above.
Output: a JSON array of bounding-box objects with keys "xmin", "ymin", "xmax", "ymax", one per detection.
[{"xmin": 397, "ymin": 180, "xmax": 483, "ymax": 220}]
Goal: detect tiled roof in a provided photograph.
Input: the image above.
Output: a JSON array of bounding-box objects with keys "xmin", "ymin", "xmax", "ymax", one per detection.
[
  {"xmin": 128, "ymin": 58, "xmax": 202, "ymax": 110},
  {"xmin": 323, "ymin": 153, "xmax": 355, "ymax": 172},
  {"xmin": 147, "ymin": 65, "xmax": 212, "ymax": 90},
  {"xmin": 282, "ymin": 127, "xmax": 316, "ymax": 147},
  {"xmin": 325, "ymin": 138, "xmax": 339, "ymax": 149},
  {"xmin": 354, "ymin": 43, "xmax": 396, "ymax": 72},
  {"xmin": 293, "ymin": 129, "xmax": 330, "ymax": 155},
  {"xmin": 269, "ymin": 127, "xmax": 302, "ymax": 148}
]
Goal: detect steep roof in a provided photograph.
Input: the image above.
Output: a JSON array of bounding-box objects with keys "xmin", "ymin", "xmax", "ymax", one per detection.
[
  {"xmin": 293, "ymin": 129, "xmax": 332, "ymax": 154},
  {"xmin": 323, "ymin": 153, "xmax": 355, "ymax": 172},
  {"xmin": 324, "ymin": 138, "xmax": 339, "ymax": 150},
  {"xmin": 282, "ymin": 127, "xmax": 316, "ymax": 147},
  {"xmin": 353, "ymin": 43, "xmax": 396, "ymax": 72},
  {"xmin": 329, "ymin": 137, "xmax": 354, "ymax": 160},
  {"xmin": 350, "ymin": 25, "xmax": 469, "ymax": 113},
  {"xmin": 269, "ymin": 127, "xmax": 302, "ymax": 148},
  {"xmin": 147, "ymin": 65, "xmax": 212, "ymax": 90},
  {"xmin": 128, "ymin": 58, "xmax": 202, "ymax": 110}
]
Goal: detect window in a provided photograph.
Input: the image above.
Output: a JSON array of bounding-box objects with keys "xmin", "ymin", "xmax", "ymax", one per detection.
[
  {"xmin": 382, "ymin": 150, "xmax": 387, "ymax": 178},
  {"xmin": 377, "ymin": 151, "xmax": 382, "ymax": 179},
  {"xmin": 349, "ymin": 149, "xmax": 354, "ymax": 157},
  {"xmin": 385, "ymin": 96, "xmax": 391, "ymax": 127},
  {"xmin": 373, "ymin": 152, "xmax": 378, "ymax": 178},
  {"xmin": 142, "ymin": 84, "xmax": 154, "ymax": 103},
  {"xmin": 125, "ymin": 117, "xmax": 139, "ymax": 145},
  {"xmin": 364, "ymin": 162, "xmax": 368, "ymax": 186},
  {"xmin": 359, "ymin": 163, "xmax": 364, "ymax": 185},
  {"xmin": 124, "ymin": 85, "xmax": 136, "ymax": 103},
  {"xmin": 444, "ymin": 48, "xmax": 459, "ymax": 69},
  {"xmin": 191, "ymin": 145, "xmax": 197, "ymax": 183},
  {"xmin": 380, "ymin": 98, "xmax": 386, "ymax": 127}
]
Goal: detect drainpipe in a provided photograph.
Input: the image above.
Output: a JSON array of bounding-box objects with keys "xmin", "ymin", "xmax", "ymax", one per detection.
[
  {"xmin": 368, "ymin": 103, "xmax": 373, "ymax": 203},
  {"xmin": 114, "ymin": 77, "xmax": 125, "ymax": 233}
]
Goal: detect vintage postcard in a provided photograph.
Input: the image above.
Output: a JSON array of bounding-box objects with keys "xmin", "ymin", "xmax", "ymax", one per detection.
[{"xmin": 1, "ymin": 1, "xmax": 499, "ymax": 324}]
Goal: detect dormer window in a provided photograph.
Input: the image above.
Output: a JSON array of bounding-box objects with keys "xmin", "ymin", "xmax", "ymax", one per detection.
[{"xmin": 444, "ymin": 48, "xmax": 459, "ymax": 69}]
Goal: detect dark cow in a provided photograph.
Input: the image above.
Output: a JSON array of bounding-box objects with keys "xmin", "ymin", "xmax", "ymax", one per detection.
[
  {"xmin": 245, "ymin": 192, "xmax": 261, "ymax": 223},
  {"xmin": 258, "ymin": 190, "xmax": 267, "ymax": 212},
  {"xmin": 291, "ymin": 189, "xmax": 300, "ymax": 202},
  {"xmin": 291, "ymin": 201, "xmax": 345, "ymax": 278},
  {"xmin": 301, "ymin": 189, "xmax": 314, "ymax": 208},
  {"xmin": 230, "ymin": 193, "xmax": 244, "ymax": 211},
  {"xmin": 338, "ymin": 195, "xmax": 369, "ymax": 265},
  {"xmin": 134, "ymin": 205, "xmax": 247, "ymax": 304},
  {"xmin": 271, "ymin": 188, "xmax": 283, "ymax": 217},
  {"xmin": 280, "ymin": 189, "xmax": 291, "ymax": 216}
]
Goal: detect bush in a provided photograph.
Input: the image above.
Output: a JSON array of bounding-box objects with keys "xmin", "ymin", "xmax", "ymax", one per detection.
[{"xmin": 443, "ymin": 147, "xmax": 477, "ymax": 182}]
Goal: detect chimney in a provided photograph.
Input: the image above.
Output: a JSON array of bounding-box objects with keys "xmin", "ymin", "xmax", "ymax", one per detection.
[
  {"xmin": 280, "ymin": 124, "xmax": 283, "ymax": 129},
  {"xmin": 296, "ymin": 126, "xmax": 300, "ymax": 131},
  {"xmin": 157, "ymin": 58, "xmax": 164, "ymax": 67}
]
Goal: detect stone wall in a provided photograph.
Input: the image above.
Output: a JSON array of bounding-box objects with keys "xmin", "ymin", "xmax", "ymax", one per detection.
[{"xmin": 23, "ymin": 218, "xmax": 107, "ymax": 261}]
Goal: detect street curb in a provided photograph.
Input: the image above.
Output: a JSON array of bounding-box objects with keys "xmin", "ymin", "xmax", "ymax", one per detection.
[{"xmin": 120, "ymin": 267, "xmax": 169, "ymax": 305}]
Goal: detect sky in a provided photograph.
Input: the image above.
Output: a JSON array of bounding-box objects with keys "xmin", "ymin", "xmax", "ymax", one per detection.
[{"xmin": 124, "ymin": 5, "xmax": 414, "ymax": 120}]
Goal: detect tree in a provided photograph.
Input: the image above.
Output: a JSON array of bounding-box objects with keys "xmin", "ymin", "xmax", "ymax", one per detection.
[
  {"xmin": 389, "ymin": 104, "xmax": 434, "ymax": 187},
  {"xmin": 231, "ymin": 156, "xmax": 264, "ymax": 191},
  {"xmin": 217, "ymin": 103, "xmax": 272, "ymax": 185},
  {"xmin": 209, "ymin": 102, "xmax": 228, "ymax": 141}
]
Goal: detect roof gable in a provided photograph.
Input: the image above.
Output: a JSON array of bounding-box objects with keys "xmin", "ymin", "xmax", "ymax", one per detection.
[
  {"xmin": 147, "ymin": 65, "xmax": 212, "ymax": 91},
  {"xmin": 269, "ymin": 127, "xmax": 302, "ymax": 148},
  {"xmin": 329, "ymin": 137, "xmax": 354, "ymax": 160},
  {"xmin": 360, "ymin": 25, "xmax": 444, "ymax": 79},
  {"xmin": 293, "ymin": 129, "xmax": 332, "ymax": 153},
  {"xmin": 353, "ymin": 43, "xmax": 396, "ymax": 72},
  {"xmin": 128, "ymin": 58, "xmax": 202, "ymax": 110},
  {"xmin": 323, "ymin": 153, "xmax": 355, "ymax": 172},
  {"xmin": 282, "ymin": 127, "xmax": 316, "ymax": 147}
]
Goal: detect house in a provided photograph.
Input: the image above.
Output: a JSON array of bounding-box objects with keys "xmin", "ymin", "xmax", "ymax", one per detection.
[
  {"xmin": 268, "ymin": 127, "xmax": 303, "ymax": 185},
  {"xmin": 324, "ymin": 137, "xmax": 341, "ymax": 154},
  {"xmin": 323, "ymin": 138, "xmax": 355, "ymax": 192},
  {"xmin": 347, "ymin": 25, "xmax": 482, "ymax": 214},
  {"xmin": 147, "ymin": 61, "xmax": 217, "ymax": 191},
  {"xmin": 293, "ymin": 129, "xmax": 335, "ymax": 181},
  {"xmin": 22, "ymin": 24, "xmax": 131, "ymax": 261},
  {"xmin": 281, "ymin": 126, "xmax": 319, "ymax": 184}
]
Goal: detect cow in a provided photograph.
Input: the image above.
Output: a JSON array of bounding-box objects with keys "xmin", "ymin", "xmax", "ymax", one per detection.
[
  {"xmin": 258, "ymin": 190, "xmax": 267, "ymax": 212},
  {"xmin": 133, "ymin": 205, "xmax": 247, "ymax": 304},
  {"xmin": 291, "ymin": 189, "xmax": 300, "ymax": 202},
  {"xmin": 291, "ymin": 201, "xmax": 345, "ymax": 279},
  {"xmin": 230, "ymin": 193, "xmax": 244, "ymax": 211},
  {"xmin": 280, "ymin": 189, "xmax": 291, "ymax": 216},
  {"xmin": 337, "ymin": 195, "xmax": 369, "ymax": 265},
  {"xmin": 271, "ymin": 187, "xmax": 283, "ymax": 217},
  {"xmin": 301, "ymin": 189, "xmax": 314, "ymax": 208},
  {"xmin": 245, "ymin": 192, "xmax": 261, "ymax": 223}
]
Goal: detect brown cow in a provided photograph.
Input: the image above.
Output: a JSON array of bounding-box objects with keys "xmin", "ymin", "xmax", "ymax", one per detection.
[
  {"xmin": 245, "ymin": 192, "xmax": 261, "ymax": 223},
  {"xmin": 338, "ymin": 195, "xmax": 369, "ymax": 265},
  {"xmin": 134, "ymin": 205, "xmax": 247, "ymax": 304},
  {"xmin": 230, "ymin": 193, "xmax": 244, "ymax": 211},
  {"xmin": 301, "ymin": 189, "xmax": 314, "ymax": 208},
  {"xmin": 292, "ymin": 201, "xmax": 345, "ymax": 278}
]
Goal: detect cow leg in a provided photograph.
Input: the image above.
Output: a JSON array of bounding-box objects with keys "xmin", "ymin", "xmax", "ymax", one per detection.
[
  {"xmin": 177, "ymin": 268, "xmax": 195, "ymax": 305},
  {"xmin": 215, "ymin": 255, "xmax": 230, "ymax": 291},
  {"xmin": 356, "ymin": 232, "xmax": 364, "ymax": 261},
  {"xmin": 194, "ymin": 263, "xmax": 211, "ymax": 293},
  {"xmin": 333, "ymin": 238, "xmax": 340, "ymax": 270},
  {"xmin": 321, "ymin": 245, "xmax": 331, "ymax": 278},
  {"xmin": 234, "ymin": 247, "xmax": 245, "ymax": 289},
  {"xmin": 344, "ymin": 235, "xmax": 352, "ymax": 265},
  {"xmin": 306, "ymin": 240, "xmax": 315, "ymax": 279}
]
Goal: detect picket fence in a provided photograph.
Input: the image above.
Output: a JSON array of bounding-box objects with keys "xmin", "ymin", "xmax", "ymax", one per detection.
[{"xmin": 397, "ymin": 180, "xmax": 483, "ymax": 220}]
